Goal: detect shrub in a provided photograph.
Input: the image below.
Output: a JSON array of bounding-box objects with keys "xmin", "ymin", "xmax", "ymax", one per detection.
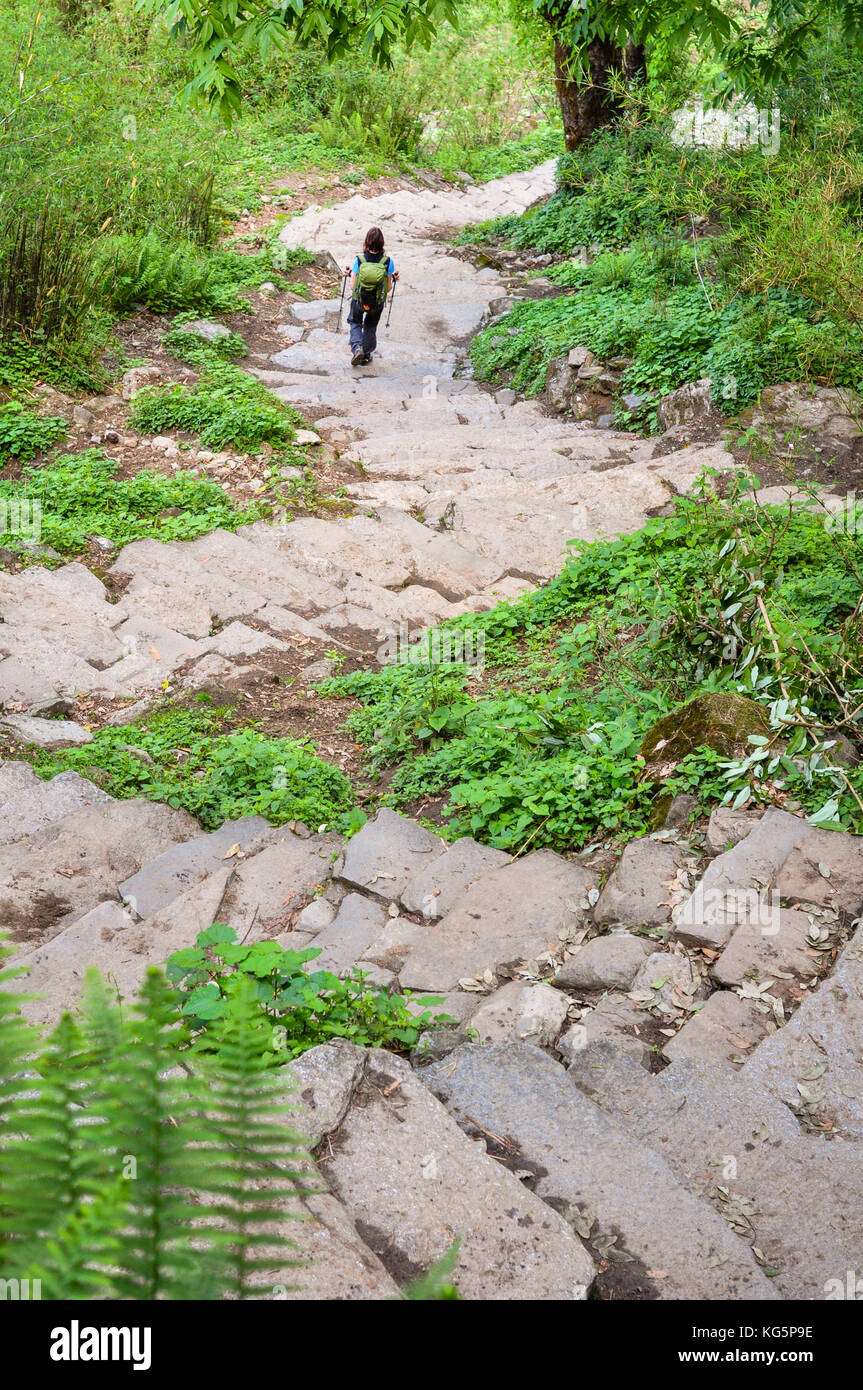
[
  {"xmin": 0, "ymin": 402, "xmax": 66, "ymax": 464},
  {"xmin": 130, "ymin": 364, "xmax": 300, "ymax": 450}
]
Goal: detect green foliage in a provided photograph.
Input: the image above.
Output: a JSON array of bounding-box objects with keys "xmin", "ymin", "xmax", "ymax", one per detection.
[
  {"xmin": 0, "ymin": 449, "xmax": 260, "ymax": 558},
  {"xmin": 0, "ymin": 950, "xmax": 307, "ymax": 1300},
  {"xmin": 166, "ymin": 924, "xmax": 448, "ymax": 1059},
  {"xmin": 162, "ymin": 325, "xmax": 248, "ymax": 367},
  {"xmin": 101, "ymin": 233, "xmax": 313, "ymax": 316},
  {"xmin": 32, "ymin": 703, "xmax": 356, "ymax": 832},
  {"xmin": 130, "ymin": 363, "xmax": 301, "ymax": 450},
  {"xmin": 469, "ymin": 240, "xmax": 860, "ymax": 421},
  {"xmin": 0, "ymin": 402, "xmax": 66, "ymax": 464},
  {"xmin": 320, "ymin": 481, "xmax": 863, "ymax": 848}
]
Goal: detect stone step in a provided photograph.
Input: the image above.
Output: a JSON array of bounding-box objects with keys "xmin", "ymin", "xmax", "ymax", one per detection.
[
  {"xmin": 0, "ymin": 764, "xmax": 114, "ymax": 847},
  {"xmin": 0, "ymin": 798, "xmax": 199, "ymax": 949},
  {"xmin": 422, "ymin": 1041, "xmax": 779, "ymax": 1301},
  {"xmin": 567, "ymin": 1040, "xmax": 863, "ymax": 1299},
  {"xmin": 301, "ymin": 1041, "xmax": 596, "ymax": 1299},
  {"xmin": 118, "ymin": 815, "xmax": 280, "ymax": 919}
]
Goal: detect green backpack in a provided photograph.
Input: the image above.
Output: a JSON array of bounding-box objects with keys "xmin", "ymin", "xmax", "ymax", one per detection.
[{"xmin": 353, "ymin": 254, "xmax": 388, "ymax": 311}]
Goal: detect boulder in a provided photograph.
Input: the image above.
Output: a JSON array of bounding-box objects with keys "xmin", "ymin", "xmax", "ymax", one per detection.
[
  {"xmin": 640, "ymin": 692, "xmax": 770, "ymax": 779},
  {"xmin": 657, "ymin": 378, "xmax": 713, "ymax": 430},
  {"xmin": 338, "ymin": 808, "xmax": 445, "ymax": 902},
  {"xmin": 466, "ymin": 980, "xmax": 570, "ymax": 1047}
]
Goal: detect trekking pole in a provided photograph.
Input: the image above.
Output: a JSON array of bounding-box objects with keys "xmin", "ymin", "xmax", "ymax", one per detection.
[
  {"xmin": 385, "ymin": 276, "xmax": 398, "ymax": 328},
  {"xmin": 337, "ymin": 271, "xmax": 349, "ymax": 332}
]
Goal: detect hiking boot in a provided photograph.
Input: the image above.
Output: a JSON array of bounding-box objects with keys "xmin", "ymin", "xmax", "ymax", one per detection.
[
  {"xmin": 351, "ymin": 350, "xmax": 364, "ymax": 367},
  {"xmin": 361, "ymin": 355, "xmax": 372, "ymax": 365}
]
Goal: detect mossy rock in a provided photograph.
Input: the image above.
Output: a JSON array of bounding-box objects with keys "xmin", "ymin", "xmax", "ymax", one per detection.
[{"xmin": 640, "ymin": 693, "xmax": 769, "ymax": 780}]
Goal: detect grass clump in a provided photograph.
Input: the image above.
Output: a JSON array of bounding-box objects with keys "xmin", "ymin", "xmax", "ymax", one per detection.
[
  {"xmin": 0, "ymin": 450, "xmax": 260, "ymax": 557},
  {"xmin": 130, "ymin": 364, "xmax": 300, "ymax": 451},
  {"xmin": 32, "ymin": 703, "xmax": 356, "ymax": 832}
]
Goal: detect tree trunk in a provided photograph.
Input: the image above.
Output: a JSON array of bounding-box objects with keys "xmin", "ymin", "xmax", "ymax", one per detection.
[{"xmin": 553, "ymin": 35, "xmax": 625, "ymax": 150}]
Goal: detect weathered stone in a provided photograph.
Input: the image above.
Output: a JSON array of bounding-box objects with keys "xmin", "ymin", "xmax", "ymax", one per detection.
[
  {"xmin": 711, "ymin": 908, "xmax": 822, "ymax": 990},
  {"xmin": 467, "ymin": 980, "xmax": 570, "ymax": 1047},
  {"xmin": 574, "ymin": 994, "xmax": 655, "ymax": 1067},
  {"xmin": 774, "ymin": 825, "xmax": 863, "ymax": 915},
  {"xmin": 706, "ymin": 805, "xmax": 761, "ymax": 855},
  {"xmin": 661, "ymin": 792, "xmax": 698, "ymax": 828},
  {"xmin": 423, "ymin": 1043, "xmax": 777, "ymax": 1301},
  {"xmin": 207, "ymin": 829, "xmax": 341, "ymax": 937},
  {"xmin": 567, "ymin": 1043, "xmax": 863, "ymax": 1301},
  {"xmin": 554, "ymin": 932, "xmax": 653, "ymax": 991},
  {"xmin": 673, "ymin": 808, "xmax": 807, "ymax": 949},
  {"xmin": 338, "ymin": 808, "xmax": 445, "ymax": 902},
  {"xmin": 0, "ymin": 766, "xmax": 113, "ymax": 847},
  {"xmin": 118, "ymin": 817, "xmax": 276, "ymax": 919},
  {"xmin": 657, "ymin": 378, "xmax": 713, "ymax": 430},
  {"xmin": 309, "ymin": 893, "xmax": 388, "ymax": 976},
  {"xmin": 399, "ymin": 835, "xmax": 511, "ymax": 919},
  {"xmin": 0, "ymin": 715, "xmax": 93, "ymax": 750},
  {"xmin": 284, "ymin": 1191, "xmax": 401, "ymax": 1301},
  {"xmin": 640, "ymin": 693, "xmax": 770, "ymax": 778},
  {"xmin": 0, "ymin": 799, "xmax": 199, "ymax": 947},
  {"xmin": 297, "ymin": 897, "xmax": 337, "ymax": 934},
  {"xmin": 399, "ymin": 849, "xmax": 598, "ymax": 992},
  {"xmin": 662, "ymin": 989, "xmax": 770, "ymax": 1065},
  {"xmin": 288, "ymin": 1039, "xmax": 366, "ymax": 1147},
  {"xmin": 321, "ymin": 1049, "xmax": 595, "ymax": 1299},
  {"xmin": 742, "ymin": 922, "xmax": 863, "ymax": 1139},
  {"xmin": 594, "ymin": 838, "xmax": 685, "ymax": 927},
  {"xmin": 359, "ymin": 915, "xmax": 430, "ymax": 973},
  {"xmin": 14, "ymin": 868, "xmax": 233, "ymax": 1028},
  {"xmin": 183, "ymin": 318, "xmax": 233, "ymax": 342},
  {"xmin": 632, "ymin": 949, "xmax": 710, "ymax": 1014}
]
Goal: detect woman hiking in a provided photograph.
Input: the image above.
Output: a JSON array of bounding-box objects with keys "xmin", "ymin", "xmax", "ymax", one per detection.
[{"xmin": 345, "ymin": 226, "xmax": 397, "ymax": 367}]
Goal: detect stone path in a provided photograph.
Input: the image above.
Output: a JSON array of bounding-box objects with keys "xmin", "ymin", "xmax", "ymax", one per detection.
[
  {"xmin": 2, "ymin": 164, "xmax": 862, "ymax": 1301},
  {"xmin": 0, "ymin": 163, "xmax": 736, "ymax": 715}
]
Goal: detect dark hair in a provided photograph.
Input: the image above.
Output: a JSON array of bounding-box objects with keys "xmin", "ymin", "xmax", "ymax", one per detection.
[{"xmin": 363, "ymin": 226, "xmax": 385, "ymax": 254}]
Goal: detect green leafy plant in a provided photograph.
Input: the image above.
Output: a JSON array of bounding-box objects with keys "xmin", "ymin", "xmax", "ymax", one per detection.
[
  {"xmin": 32, "ymin": 704, "xmax": 357, "ymax": 832},
  {"xmin": 0, "ymin": 402, "xmax": 67, "ymax": 464},
  {"xmin": 130, "ymin": 363, "xmax": 301, "ymax": 450},
  {"xmin": 0, "ymin": 449, "xmax": 261, "ymax": 556},
  {"xmin": 166, "ymin": 924, "xmax": 449, "ymax": 1059}
]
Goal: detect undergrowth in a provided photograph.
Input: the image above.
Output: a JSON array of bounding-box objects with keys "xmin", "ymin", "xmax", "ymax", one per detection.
[
  {"xmin": 318, "ymin": 479, "xmax": 863, "ymax": 851},
  {"xmin": 0, "ymin": 450, "xmax": 261, "ymax": 558},
  {"xmin": 130, "ymin": 364, "xmax": 302, "ymax": 451},
  {"xmin": 32, "ymin": 702, "xmax": 357, "ymax": 833}
]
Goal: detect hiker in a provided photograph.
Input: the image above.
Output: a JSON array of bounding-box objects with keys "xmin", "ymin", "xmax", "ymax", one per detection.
[{"xmin": 345, "ymin": 227, "xmax": 397, "ymax": 367}]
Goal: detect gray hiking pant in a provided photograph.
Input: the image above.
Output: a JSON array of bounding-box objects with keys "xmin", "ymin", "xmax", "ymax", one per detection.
[{"xmin": 348, "ymin": 301, "xmax": 382, "ymax": 358}]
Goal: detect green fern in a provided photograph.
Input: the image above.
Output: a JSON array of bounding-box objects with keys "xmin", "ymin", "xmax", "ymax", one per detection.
[{"xmin": 0, "ymin": 943, "xmax": 311, "ymax": 1300}]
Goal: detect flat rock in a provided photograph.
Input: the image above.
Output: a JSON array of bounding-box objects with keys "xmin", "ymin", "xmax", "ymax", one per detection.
[
  {"xmin": 14, "ymin": 868, "xmax": 233, "ymax": 1029},
  {"xmin": 594, "ymin": 837, "xmax": 685, "ymax": 926},
  {"xmin": 359, "ymin": 915, "xmax": 431, "ymax": 973},
  {"xmin": 568, "ymin": 1043, "xmax": 863, "ymax": 1300},
  {"xmin": 673, "ymin": 808, "xmax": 807, "ymax": 949},
  {"xmin": 0, "ymin": 767, "xmax": 113, "ymax": 848},
  {"xmin": 338, "ymin": 808, "xmax": 445, "ymax": 902},
  {"xmin": 282, "ymin": 1191, "xmax": 401, "ymax": 1301},
  {"xmin": 0, "ymin": 798, "xmax": 199, "ymax": 947},
  {"xmin": 711, "ymin": 907, "xmax": 823, "ymax": 990},
  {"xmin": 118, "ymin": 816, "xmax": 277, "ymax": 919},
  {"xmin": 398, "ymin": 849, "xmax": 598, "ymax": 992},
  {"xmin": 423, "ymin": 1042, "xmax": 777, "ymax": 1301},
  {"xmin": 554, "ymin": 932, "xmax": 653, "ymax": 991},
  {"xmin": 0, "ymin": 715, "xmax": 93, "ymax": 750},
  {"xmin": 662, "ymin": 989, "xmax": 770, "ymax": 1066},
  {"xmin": 632, "ymin": 948, "xmax": 711, "ymax": 1016},
  {"xmin": 741, "ymin": 922, "xmax": 863, "ymax": 1139},
  {"xmin": 774, "ymin": 825, "xmax": 863, "ymax": 915},
  {"xmin": 569, "ymin": 993, "xmax": 655, "ymax": 1067},
  {"xmin": 399, "ymin": 835, "xmax": 510, "ymax": 919},
  {"xmin": 467, "ymin": 980, "xmax": 570, "ymax": 1047},
  {"xmin": 215, "ymin": 829, "xmax": 341, "ymax": 936},
  {"xmin": 321, "ymin": 1049, "xmax": 595, "ymax": 1299},
  {"xmin": 308, "ymin": 893, "xmax": 388, "ymax": 976}
]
